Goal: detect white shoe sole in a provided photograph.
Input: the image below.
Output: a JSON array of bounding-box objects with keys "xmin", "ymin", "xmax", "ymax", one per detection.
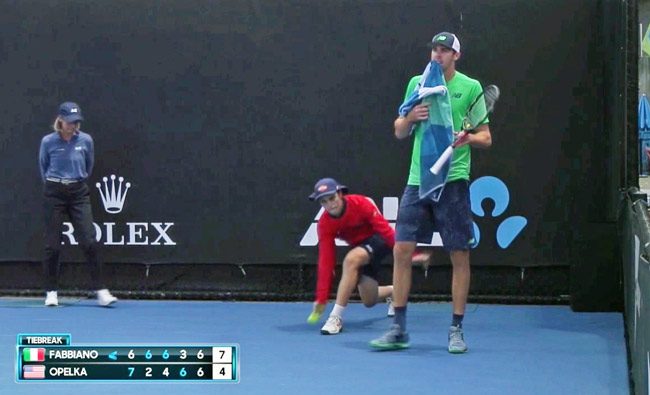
[
  {"xmin": 320, "ymin": 328, "xmax": 342, "ymax": 335},
  {"xmin": 98, "ymin": 298, "xmax": 117, "ymax": 307}
]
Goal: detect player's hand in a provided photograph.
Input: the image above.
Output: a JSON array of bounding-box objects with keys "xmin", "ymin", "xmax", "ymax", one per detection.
[
  {"xmin": 307, "ymin": 303, "xmax": 326, "ymax": 324},
  {"xmin": 412, "ymin": 250, "xmax": 431, "ymax": 267},
  {"xmin": 453, "ymin": 131, "xmax": 470, "ymax": 147},
  {"xmin": 406, "ymin": 104, "xmax": 429, "ymax": 123},
  {"xmin": 412, "ymin": 250, "xmax": 432, "ymax": 278}
]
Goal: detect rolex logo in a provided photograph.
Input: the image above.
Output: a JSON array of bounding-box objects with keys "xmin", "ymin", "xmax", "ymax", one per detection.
[
  {"xmin": 63, "ymin": 173, "xmax": 176, "ymax": 246},
  {"xmin": 96, "ymin": 175, "xmax": 131, "ymax": 214}
]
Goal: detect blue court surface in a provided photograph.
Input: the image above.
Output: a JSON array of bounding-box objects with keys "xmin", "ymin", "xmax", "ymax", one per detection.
[{"xmin": 0, "ymin": 298, "xmax": 629, "ymax": 395}]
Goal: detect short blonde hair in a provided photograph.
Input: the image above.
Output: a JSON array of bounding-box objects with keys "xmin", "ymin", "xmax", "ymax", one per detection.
[{"xmin": 52, "ymin": 116, "xmax": 81, "ymax": 132}]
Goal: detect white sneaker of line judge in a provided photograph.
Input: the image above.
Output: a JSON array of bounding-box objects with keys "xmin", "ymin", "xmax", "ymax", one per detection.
[
  {"xmin": 44, "ymin": 291, "xmax": 58, "ymax": 307},
  {"xmin": 96, "ymin": 289, "xmax": 118, "ymax": 307}
]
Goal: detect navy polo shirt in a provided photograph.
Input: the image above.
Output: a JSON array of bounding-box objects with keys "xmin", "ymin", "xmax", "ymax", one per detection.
[{"xmin": 38, "ymin": 131, "xmax": 94, "ymax": 182}]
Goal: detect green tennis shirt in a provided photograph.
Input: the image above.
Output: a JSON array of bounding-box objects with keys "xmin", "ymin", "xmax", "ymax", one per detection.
[{"xmin": 404, "ymin": 71, "xmax": 486, "ymax": 185}]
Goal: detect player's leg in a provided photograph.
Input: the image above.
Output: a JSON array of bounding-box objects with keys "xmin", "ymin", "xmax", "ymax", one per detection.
[
  {"xmin": 320, "ymin": 247, "xmax": 369, "ymax": 334},
  {"xmin": 42, "ymin": 182, "xmax": 66, "ymax": 306},
  {"xmin": 448, "ymin": 250, "xmax": 470, "ymax": 353},
  {"xmin": 450, "ymin": 250, "xmax": 470, "ymax": 318},
  {"xmin": 391, "ymin": 242, "xmax": 415, "ymax": 308},
  {"xmin": 368, "ymin": 242, "xmax": 414, "ymax": 349},
  {"xmin": 68, "ymin": 182, "xmax": 117, "ymax": 306},
  {"xmin": 435, "ymin": 180, "xmax": 473, "ymax": 353},
  {"xmin": 371, "ymin": 186, "xmax": 432, "ymax": 349}
]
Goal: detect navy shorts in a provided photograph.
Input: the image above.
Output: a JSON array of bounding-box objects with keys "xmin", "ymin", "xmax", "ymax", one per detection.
[
  {"xmin": 395, "ymin": 181, "xmax": 474, "ymax": 252},
  {"xmin": 356, "ymin": 234, "xmax": 392, "ymax": 280}
]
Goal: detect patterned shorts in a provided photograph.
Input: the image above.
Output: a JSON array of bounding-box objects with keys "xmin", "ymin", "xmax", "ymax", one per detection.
[{"xmin": 395, "ymin": 181, "xmax": 474, "ymax": 252}]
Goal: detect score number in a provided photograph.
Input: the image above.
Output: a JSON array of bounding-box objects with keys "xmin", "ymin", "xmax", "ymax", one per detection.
[{"xmin": 121, "ymin": 346, "xmax": 234, "ymax": 380}]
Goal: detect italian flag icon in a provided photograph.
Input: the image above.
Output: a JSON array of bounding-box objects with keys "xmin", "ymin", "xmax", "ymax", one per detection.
[{"xmin": 22, "ymin": 348, "xmax": 45, "ymax": 362}]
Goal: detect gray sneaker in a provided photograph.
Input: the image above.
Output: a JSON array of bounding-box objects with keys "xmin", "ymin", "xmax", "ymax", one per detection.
[
  {"xmin": 448, "ymin": 325, "xmax": 468, "ymax": 353},
  {"xmin": 369, "ymin": 324, "xmax": 409, "ymax": 350}
]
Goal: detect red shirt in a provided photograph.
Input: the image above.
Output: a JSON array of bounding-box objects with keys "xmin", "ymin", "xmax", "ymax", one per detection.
[{"xmin": 314, "ymin": 194, "xmax": 395, "ymax": 304}]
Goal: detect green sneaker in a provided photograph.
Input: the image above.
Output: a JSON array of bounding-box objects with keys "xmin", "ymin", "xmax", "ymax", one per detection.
[
  {"xmin": 369, "ymin": 324, "xmax": 409, "ymax": 350},
  {"xmin": 448, "ymin": 325, "xmax": 468, "ymax": 354}
]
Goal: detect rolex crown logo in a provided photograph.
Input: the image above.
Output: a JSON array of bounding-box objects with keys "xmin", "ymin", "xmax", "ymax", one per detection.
[{"xmin": 96, "ymin": 174, "xmax": 131, "ymax": 214}]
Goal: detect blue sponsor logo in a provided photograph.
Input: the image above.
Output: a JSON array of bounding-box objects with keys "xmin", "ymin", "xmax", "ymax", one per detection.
[{"xmin": 470, "ymin": 176, "xmax": 527, "ymax": 249}]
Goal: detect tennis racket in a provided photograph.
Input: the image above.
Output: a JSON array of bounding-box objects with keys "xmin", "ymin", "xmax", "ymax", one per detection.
[{"xmin": 430, "ymin": 84, "xmax": 500, "ymax": 175}]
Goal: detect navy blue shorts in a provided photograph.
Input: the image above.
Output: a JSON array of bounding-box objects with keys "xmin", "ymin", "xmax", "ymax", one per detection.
[
  {"xmin": 356, "ymin": 234, "xmax": 392, "ymax": 280},
  {"xmin": 395, "ymin": 181, "xmax": 474, "ymax": 252}
]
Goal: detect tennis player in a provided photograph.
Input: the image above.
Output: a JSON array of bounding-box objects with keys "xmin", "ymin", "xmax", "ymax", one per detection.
[{"xmin": 370, "ymin": 32, "xmax": 492, "ymax": 352}]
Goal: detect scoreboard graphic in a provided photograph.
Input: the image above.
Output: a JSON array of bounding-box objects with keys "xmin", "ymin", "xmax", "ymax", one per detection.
[{"xmin": 16, "ymin": 334, "xmax": 239, "ymax": 382}]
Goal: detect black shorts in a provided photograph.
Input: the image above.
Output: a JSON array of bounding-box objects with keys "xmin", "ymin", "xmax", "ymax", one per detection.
[{"xmin": 357, "ymin": 234, "xmax": 392, "ymax": 280}]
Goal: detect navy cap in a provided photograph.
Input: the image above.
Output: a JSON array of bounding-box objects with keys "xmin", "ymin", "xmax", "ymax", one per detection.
[
  {"xmin": 429, "ymin": 32, "xmax": 461, "ymax": 52},
  {"xmin": 58, "ymin": 102, "xmax": 84, "ymax": 123},
  {"xmin": 308, "ymin": 178, "xmax": 348, "ymax": 201}
]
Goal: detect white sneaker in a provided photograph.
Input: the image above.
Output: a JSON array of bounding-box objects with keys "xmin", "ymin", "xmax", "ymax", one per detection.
[
  {"xmin": 320, "ymin": 315, "xmax": 343, "ymax": 335},
  {"xmin": 44, "ymin": 291, "xmax": 58, "ymax": 307},
  {"xmin": 97, "ymin": 289, "xmax": 118, "ymax": 306},
  {"xmin": 386, "ymin": 297, "xmax": 395, "ymax": 317}
]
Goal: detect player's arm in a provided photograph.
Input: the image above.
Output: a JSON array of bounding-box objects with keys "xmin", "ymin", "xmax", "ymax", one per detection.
[
  {"xmin": 395, "ymin": 76, "xmax": 426, "ymax": 140},
  {"xmin": 394, "ymin": 105, "xmax": 429, "ymax": 140},
  {"xmin": 455, "ymin": 84, "xmax": 492, "ymax": 149},
  {"xmin": 458, "ymin": 123, "xmax": 491, "ymax": 148}
]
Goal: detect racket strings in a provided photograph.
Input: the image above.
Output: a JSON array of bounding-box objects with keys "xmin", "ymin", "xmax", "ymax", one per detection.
[
  {"xmin": 483, "ymin": 85, "xmax": 500, "ymax": 112},
  {"xmin": 465, "ymin": 101, "xmax": 486, "ymax": 129},
  {"xmin": 463, "ymin": 85, "xmax": 500, "ymax": 130}
]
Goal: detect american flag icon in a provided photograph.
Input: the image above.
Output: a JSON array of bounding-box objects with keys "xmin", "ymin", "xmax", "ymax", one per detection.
[{"xmin": 23, "ymin": 365, "xmax": 46, "ymax": 379}]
